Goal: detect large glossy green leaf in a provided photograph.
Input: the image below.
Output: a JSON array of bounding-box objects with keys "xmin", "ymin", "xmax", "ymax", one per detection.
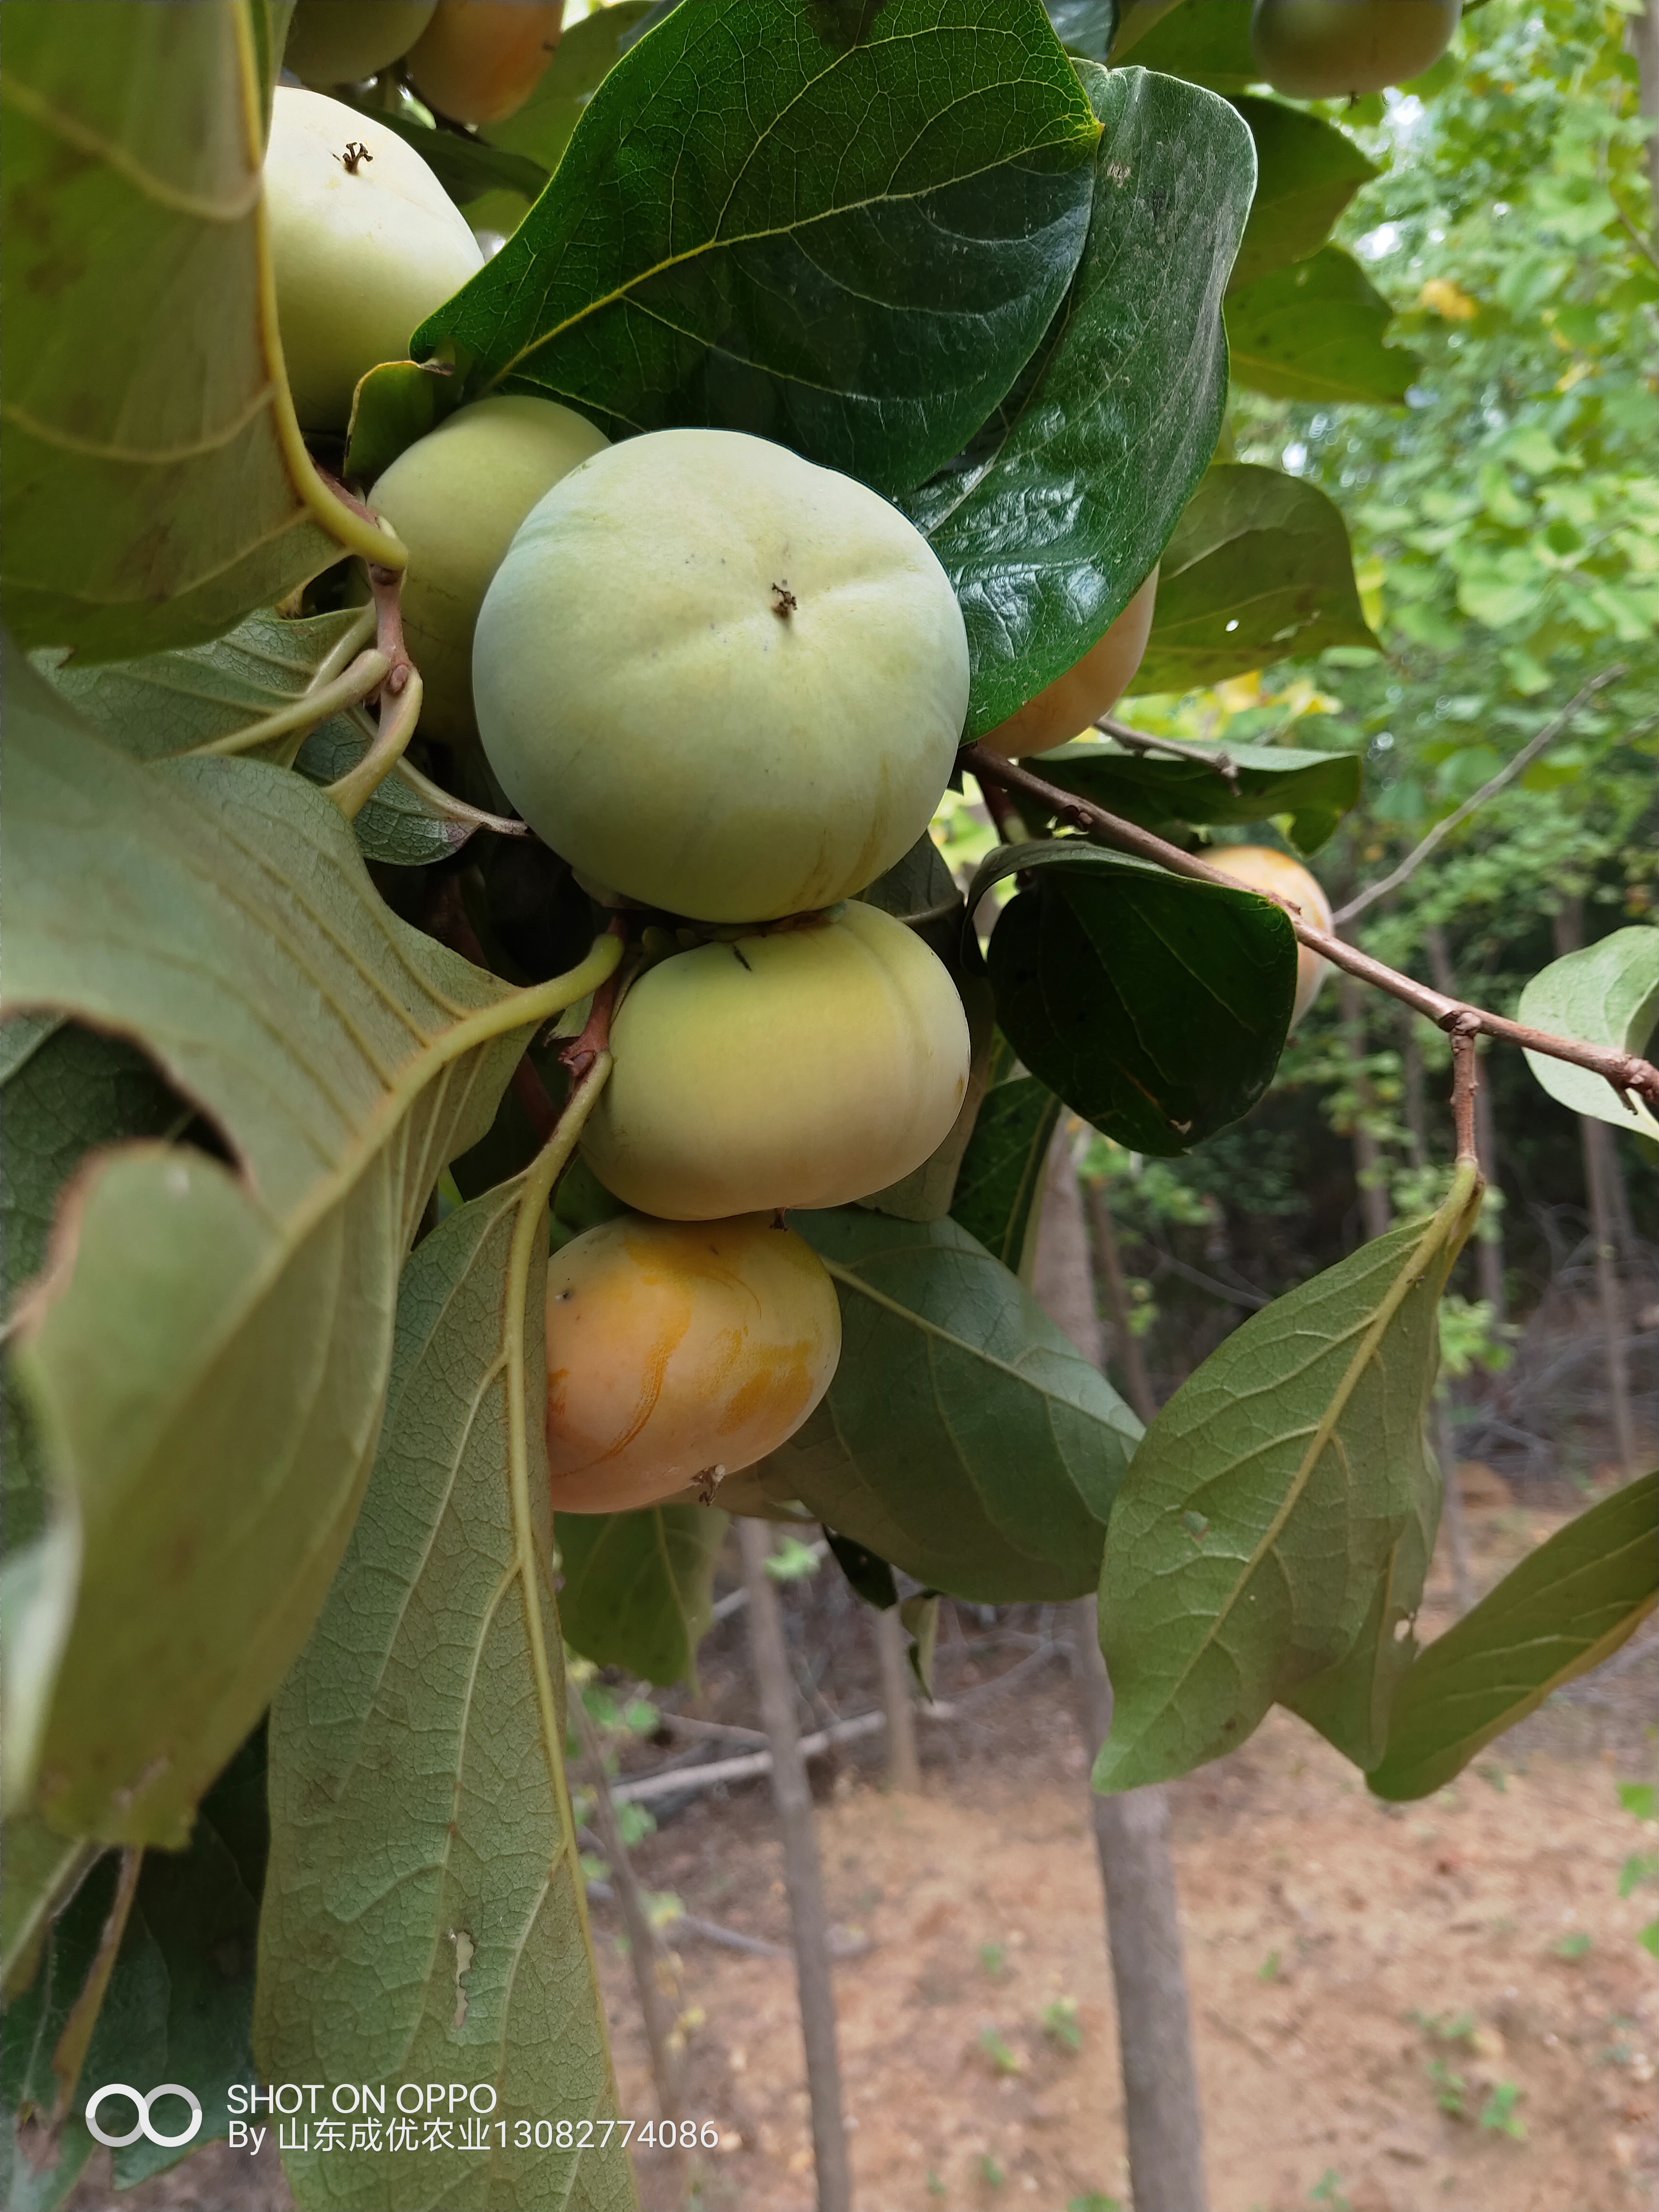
[
  {"xmin": 1516, "ymin": 926, "xmax": 1659, "ymax": 1143},
  {"xmin": 0, "ymin": 0, "xmax": 384, "ymax": 659},
  {"xmin": 1227, "ymin": 245, "xmax": 1418, "ymax": 406},
  {"xmin": 557, "ymin": 1505, "xmax": 728, "ymax": 1688},
  {"xmin": 906, "ymin": 64, "xmax": 1254, "ymax": 736},
  {"xmin": 1094, "ymin": 1166, "xmax": 1484, "ymax": 1793},
  {"xmin": 949, "ymin": 1075, "xmax": 1061, "ymax": 1279},
  {"xmin": 1135, "ymin": 464, "xmax": 1381, "ymax": 693},
  {"xmin": 481, "ymin": 1, "xmax": 658, "ymax": 174},
  {"xmin": 258, "ymin": 1181, "xmax": 634, "ymax": 2212},
  {"xmin": 1118, "ymin": 0, "xmax": 1259, "ymax": 88},
  {"xmin": 1227, "ymin": 96, "xmax": 1379, "ymax": 293},
  {"xmin": 974, "ymin": 842, "xmax": 1297, "ymax": 1157},
  {"xmin": 417, "ymin": 0, "xmax": 1102, "ymax": 496},
  {"xmin": 1, "ymin": 656, "xmax": 597, "ymax": 1846},
  {"xmin": 752, "ymin": 1211, "xmax": 1141, "ymax": 1603},
  {"xmin": 1368, "ymin": 1474, "xmax": 1659, "ymax": 1802},
  {"xmin": 1021, "ymin": 736, "xmax": 1363, "ymax": 855}
]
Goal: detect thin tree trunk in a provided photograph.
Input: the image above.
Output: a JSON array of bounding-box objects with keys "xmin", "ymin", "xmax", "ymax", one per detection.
[
  {"xmin": 1552, "ymin": 905, "xmax": 1639, "ymax": 1476},
  {"xmin": 1035, "ymin": 1129, "xmax": 1210, "ymax": 2212},
  {"xmin": 1337, "ymin": 970, "xmax": 1392, "ymax": 1242},
  {"xmin": 736, "ymin": 1516, "xmax": 853, "ymax": 2212},
  {"xmin": 872, "ymin": 1603, "xmax": 921, "ymax": 1792},
  {"xmin": 1083, "ymin": 1179, "xmax": 1158, "ymax": 1426},
  {"xmin": 1424, "ymin": 926, "xmax": 1505, "ymax": 1320},
  {"xmin": 571, "ymin": 1693, "xmax": 687, "ymax": 2198}
]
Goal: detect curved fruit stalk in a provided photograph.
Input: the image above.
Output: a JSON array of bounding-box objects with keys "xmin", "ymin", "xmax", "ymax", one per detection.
[
  {"xmin": 980, "ymin": 569, "xmax": 1160, "ymax": 759},
  {"xmin": 264, "ymin": 88, "xmax": 483, "ymax": 432},
  {"xmin": 474, "ymin": 427, "xmax": 970, "ymax": 922},
  {"xmin": 1250, "ymin": 0, "xmax": 1460, "ymax": 99},
  {"xmin": 1208, "ymin": 844, "xmax": 1334, "ymax": 1026},
  {"xmin": 545, "ymin": 1212, "xmax": 842, "ymax": 1513},
  {"xmin": 581, "ymin": 903, "xmax": 973, "ymax": 1218},
  {"xmin": 283, "ymin": 0, "xmax": 437, "ymax": 85},
  {"xmin": 408, "ymin": 0, "xmax": 566, "ymax": 126},
  {"xmin": 371, "ymin": 397, "xmax": 607, "ymax": 746}
]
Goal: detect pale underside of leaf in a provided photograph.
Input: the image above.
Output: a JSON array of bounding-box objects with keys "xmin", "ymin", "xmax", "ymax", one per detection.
[
  {"xmin": 0, "ymin": 1, "xmax": 389, "ymax": 660},
  {"xmin": 1517, "ymin": 926, "xmax": 1659, "ymax": 1142},
  {"xmin": 1095, "ymin": 1167, "xmax": 1482, "ymax": 1792},
  {"xmin": 258, "ymin": 1178, "xmax": 635, "ymax": 2212}
]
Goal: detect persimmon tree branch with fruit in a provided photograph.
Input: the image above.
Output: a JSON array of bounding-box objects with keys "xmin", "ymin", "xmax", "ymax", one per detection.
[{"xmin": 2, "ymin": 1, "xmax": 1655, "ymax": 2208}]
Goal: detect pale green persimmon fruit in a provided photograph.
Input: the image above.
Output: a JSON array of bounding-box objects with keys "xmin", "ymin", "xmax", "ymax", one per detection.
[
  {"xmin": 1250, "ymin": 0, "xmax": 1459, "ymax": 99},
  {"xmin": 264, "ymin": 88, "xmax": 483, "ymax": 433},
  {"xmin": 981, "ymin": 569, "xmax": 1159, "ymax": 759},
  {"xmin": 1208, "ymin": 844, "xmax": 1333, "ymax": 1027},
  {"xmin": 546, "ymin": 1212, "xmax": 841, "ymax": 1514},
  {"xmin": 473, "ymin": 428, "xmax": 970, "ymax": 923},
  {"xmin": 370, "ymin": 397, "xmax": 607, "ymax": 745},
  {"xmin": 581, "ymin": 902, "xmax": 973, "ymax": 1219},
  {"xmin": 283, "ymin": 0, "xmax": 437, "ymax": 85},
  {"xmin": 408, "ymin": 0, "xmax": 565, "ymax": 125}
]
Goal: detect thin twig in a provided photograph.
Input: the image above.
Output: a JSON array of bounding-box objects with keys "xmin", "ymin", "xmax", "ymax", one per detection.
[
  {"xmin": 1451, "ymin": 1027, "xmax": 1481, "ymax": 1171},
  {"xmin": 392, "ymin": 755, "xmax": 530, "ymax": 837},
  {"xmin": 1095, "ymin": 714, "xmax": 1241, "ymax": 793},
  {"xmin": 1334, "ymin": 668, "xmax": 1626, "ymax": 924},
  {"xmin": 963, "ymin": 743, "xmax": 1659, "ymax": 1115}
]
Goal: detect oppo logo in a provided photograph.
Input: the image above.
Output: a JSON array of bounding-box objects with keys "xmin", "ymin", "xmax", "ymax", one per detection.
[{"xmin": 84, "ymin": 2083, "xmax": 203, "ymax": 2150}]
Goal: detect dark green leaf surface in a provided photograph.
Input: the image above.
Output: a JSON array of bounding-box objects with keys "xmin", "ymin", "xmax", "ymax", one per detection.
[
  {"xmin": 1369, "ymin": 1473, "xmax": 1659, "ymax": 1801},
  {"xmin": 418, "ymin": 0, "xmax": 1102, "ymax": 494},
  {"xmin": 258, "ymin": 1182, "xmax": 634, "ymax": 2212},
  {"xmin": 0, "ymin": 0, "xmax": 375, "ymax": 658},
  {"xmin": 908, "ymin": 64, "xmax": 1254, "ymax": 735},
  {"xmin": 825, "ymin": 1533, "xmax": 901, "ymax": 1611},
  {"xmin": 1227, "ymin": 96, "xmax": 1379, "ymax": 293},
  {"xmin": 950, "ymin": 1075, "xmax": 1061, "ymax": 1278},
  {"xmin": 1094, "ymin": 1166, "xmax": 1483, "ymax": 1792},
  {"xmin": 343, "ymin": 359, "xmax": 464, "ymax": 486},
  {"xmin": 2, "ymin": 656, "xmax": 548, "ymax": 1846},
  {"xmin": 1517, "ymin": 926, "xmax": 1659, "ymax": 1144},
  {"xmin": 482, "ymin": 0, "xmax": 659, "ymax": 175},
  {"xmin": 752, "ymin": 1210, "xmax": 1141, "ymax": 1604},
  {"xmin": 1023, "ymin": 736, "xmax": 1363, "ymax": 854},
  {"xmin": 975, "ymin": 843, "xmax": 1296, "ymax": 1156},
  {"xmin": 1135, "ymin": 464, "xmax": 1381, "ymax": 693},
  {"xmin": 557, "ymin": 1505, "xmax": 728, "ymax": 1688},
  {"xmin": 1117, "ymin": 0, "xmax": 1259, "ymax": 88},
  {"xmin": 1227, "ymin": 245, "xmax": 1418, "ymax": 405}
]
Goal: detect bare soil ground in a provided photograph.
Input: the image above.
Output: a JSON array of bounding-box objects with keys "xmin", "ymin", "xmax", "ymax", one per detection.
[{"xmin": 62, "ymin": 1491, "xmax": 1659, "ymax": 2212}]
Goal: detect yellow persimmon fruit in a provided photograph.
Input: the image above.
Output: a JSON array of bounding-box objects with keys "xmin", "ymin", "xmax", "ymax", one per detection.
[
  {"xmin": 264, "ymin": 88, "xmax": 483, "ymax": 433},
  {"xmin": 581, "ymin": 902, "xmax": 973, "ymax": 1219},
  {"xmin": 1207, "ymin": 844, "xmax": 1334, "ymax": 1027},
  {"xmin": 546, "ymin": 1212, "xmax": 842, "ymax": 1514},
  {"xmin": 1250, "ymin": 0, "xmax": 1460, "ymax": 99},
  {"xmin": 474, "ymin": 428, "xmax": 970, "ymax": 923},
  {"xmin": 408, "ymin": 0, "xmax": 566, "ymax": 126},
  {"xmin": 980, "ymin": 569, "xmax": 1159, "ymax": 759},
  {"xmin": 370, "ymin": 397, "xmax": 607, "ymax": 745},
  {"xmin": 284, "ymin": 0, "xmax": 437, "ymax": 85}
]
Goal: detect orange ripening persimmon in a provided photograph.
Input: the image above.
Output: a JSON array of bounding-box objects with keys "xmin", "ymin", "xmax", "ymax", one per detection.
[
  {"xmin": 1206, "ymin": 845, "xmax": 1334, "ymax": 1027},
  {"xmin": 407, "ymin": 0, "xmax": 565, "ymax": 126},
  {"xmin": 980, "ymin": 570, "xmax": 1159, "ymax": 759},
  {"xmin": 545, "ymin": 1213, "xmax": 842, "ymax": 1515}
]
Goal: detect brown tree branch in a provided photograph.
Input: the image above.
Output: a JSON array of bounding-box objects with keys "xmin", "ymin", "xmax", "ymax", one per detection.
[
  {"xmin": 1095, "ymin": 713, "xmax": 1242, "ymax": 793},
  {"xmin": 963, "ymin": 743, "xmax": 1659, "ymax": 1115}
]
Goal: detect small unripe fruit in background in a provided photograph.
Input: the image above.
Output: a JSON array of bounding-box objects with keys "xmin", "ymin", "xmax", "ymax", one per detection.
[
  {"xmin": 546, "ymin": 1213, "xmax": 842, "ymax": 1514},
  {"xmin": 283, "ymin": 0, "xmax": 437, "ymax": 86},
  {"xmin": 582, "ymin": 903, "xmax": 972, "ymax": 1219},
  {"xmin": 264, "ymin": 89, "xmax": 482, "ymax": 432},
  {"xmin": 981, "ymin": 569, "xmax": 1159, "ymax": 760},
  {"xmin": 474, "ymin": 428, "xmax": 970, "ymax": 924},
  {"xmin": 408, "ymin": 0, "xmax": 566, "ymax": 126},
  {"xmin": 1250, "ymin": 0, "xmax": 1460, "ymax": 100},
  {"xmin": 370, "ymin": 397, "xmax": 607, "ymax": 746},
  {"xmin": 1207, "ymin": 844, "xmax": 1333, "ymax": 1027}
]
